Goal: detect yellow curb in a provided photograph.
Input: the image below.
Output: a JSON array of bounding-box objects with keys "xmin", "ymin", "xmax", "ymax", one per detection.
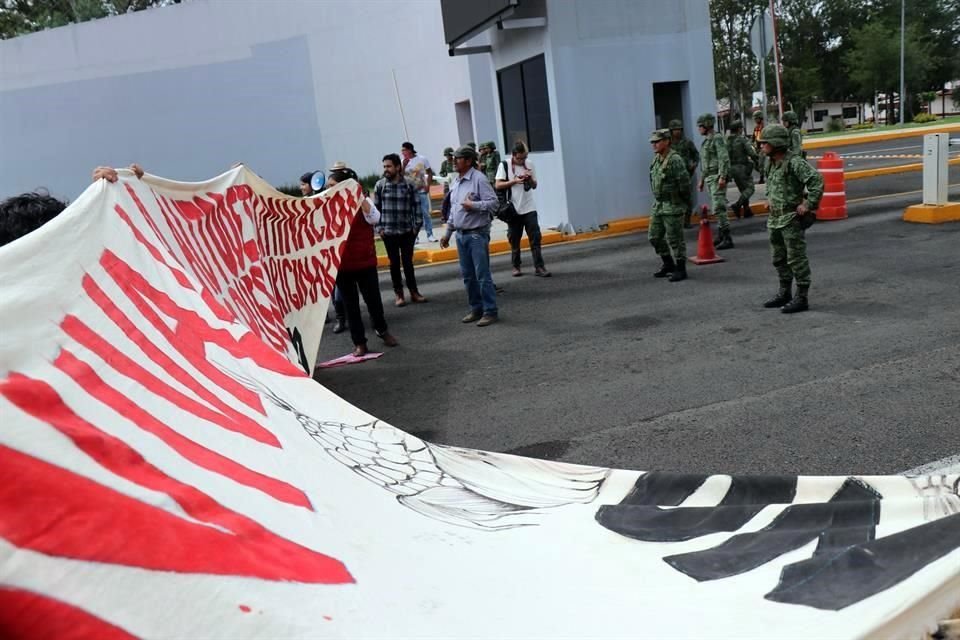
[
  {"xmin": 604, "ymin": 217, "xmax": 649, "ymax": 233},
  {"xmin": 845, "ymin": 156, "xmax": 960, "ymax": 181},
  {"xmin": 427, "ymin": 247, "xmax": 459, "ymax": 263},
  {"xmin": 903, "ymin": 202, "xmax": 960, "ymax": 224},
  {"xmin": 804, "ymin": 122, "xmax": 960, "ymax": 150}
]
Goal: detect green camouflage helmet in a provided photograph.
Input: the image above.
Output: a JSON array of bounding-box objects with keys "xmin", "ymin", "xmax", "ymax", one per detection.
[
  {"xmin": 729, "ymin": 120, "xmax": 743, "ymax": 131},
  {"xmin": 758, "ymin": 124, "xmax": 790, "ymax": 149},
  {"xmin": 466, "ymin": 141, "xmax": 477, "ymax": 149},
  {"xmin": 696, "ymin": 113, "xmax": 716, "ymax": 127},
  {"xmin": 443, "ymin": 146, "xmax": 454, "ymax": 155},
  {"xmin": 753, "ymin": 111, "xmax": 765, "ymax": 121},
  {"xmin": 482, "ymin": 140, "xmax": 496, "ymax": 150},
  {"xmin": 783, "ymin": 110, "xmax": 799, "ymax": 125},
  {"xmin": 668, "ymin": 119, "xmax": 684, "ymax": 130},
  {"xmin": 648, "ymin": 129, "xmax": 671, "ymax": 143}
]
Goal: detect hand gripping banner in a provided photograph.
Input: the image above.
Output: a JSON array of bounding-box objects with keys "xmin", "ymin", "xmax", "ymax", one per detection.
[{"xmin": 0, "ymin": 169, "xmax": 958, "ymax": 639}]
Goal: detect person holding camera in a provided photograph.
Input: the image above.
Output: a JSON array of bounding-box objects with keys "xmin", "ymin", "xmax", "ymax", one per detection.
[{"xmin": 494, "ymin": 141, "xmax": 550, "ymax": 278}]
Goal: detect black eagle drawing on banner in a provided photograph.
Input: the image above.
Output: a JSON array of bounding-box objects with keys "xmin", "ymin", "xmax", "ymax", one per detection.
[{"xmin": 596, "ymin": 472, "xmax": 960, "ymax": 610}]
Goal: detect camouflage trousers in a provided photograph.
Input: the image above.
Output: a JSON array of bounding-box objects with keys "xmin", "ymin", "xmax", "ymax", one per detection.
[
  {"xmin": 729, "ymin": 165, "xmax": 754, "ymax": 203},
  {"xmin": 704, "ymin": 175, "xmax": 729, "ymax": 231},
  {"xmin": 649, "ymin": 212, "xmax": 686, "ymax": 261},
  {"xmin": 769, "ymin": 222, "xmax": 811, "ymax": 287}
]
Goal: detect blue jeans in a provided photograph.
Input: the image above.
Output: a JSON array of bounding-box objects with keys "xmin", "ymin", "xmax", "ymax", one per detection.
[
  {"xmin": 456, "ymin": 229, "xmax": 497, "ymax": 317},
  {"xmin": 418, "ymin": 191, "xmax": 433, "ymax": 237}
]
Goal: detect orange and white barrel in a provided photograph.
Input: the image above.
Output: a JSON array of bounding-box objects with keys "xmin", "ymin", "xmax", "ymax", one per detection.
[{"xmin": 816, "ymin": 151, "xmax": 848, "ymax": 220}]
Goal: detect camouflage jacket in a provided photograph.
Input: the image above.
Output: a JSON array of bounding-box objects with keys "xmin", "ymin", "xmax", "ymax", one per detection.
[
  {"xmin": 765, "ymin": 152, "xmax": 824, "ymax": 230},
  {"xmin": 727, "ymin": 133, "xmax": 758, "ymax": 170},
  {"xmin": 672, "ymin": 137, "xmax": 699, "ymax": 174},
  {"xmin": 789, "ymin": 126, "xmax": 803, "ymax": 156},
  {"xmin": 439, "ymin": 159, "xmax": 453, "ymax": 177},
  {"xmin": 649, "ymin": 149, "xmax": 691, "ymax": 215},
  {"xmin": 699, "ymin": 132, "xmax": 729, "ymax": 178},
  {"xmin": 482, "ymin": 151, "xmax": 501, "ymax": 183}
]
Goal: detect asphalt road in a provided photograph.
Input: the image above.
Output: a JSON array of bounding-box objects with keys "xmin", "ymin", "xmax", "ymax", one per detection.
[
  {"xmin": 314, "ymin": 178, "xmax": 960, "ymax": 478},
  {"xmin": 807, "ymin": 131, "xmax": 960, "ymax": 170}
]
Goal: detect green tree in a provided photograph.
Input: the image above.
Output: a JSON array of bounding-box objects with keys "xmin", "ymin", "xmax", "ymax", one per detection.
[
  {"xmin": 710, "ymin": 0, "xmax": 768, "ymax": 123},
  {"xmin": 0, "ymin": 0, "xmax": 180, "ymax": 39}
]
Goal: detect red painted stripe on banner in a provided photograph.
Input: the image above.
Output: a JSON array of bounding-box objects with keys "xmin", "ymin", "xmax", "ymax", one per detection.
[
  {"xmin": 99, "ymin": 250, "xmax": 295, "ymax": 402},
  {"xmin": 71, "ymin": 280, "xmax": 278, "ymax": 445},
  {"xmin": 0, "ymin": 587, "xmax": 135, "ymax": 640},
  {"xmin": 52, "ymin": 350, "xmax": 311, "ymax": 509},
  {"xmin": 0, "ymin": 436, "xmax": 351, "ymax": 582}
]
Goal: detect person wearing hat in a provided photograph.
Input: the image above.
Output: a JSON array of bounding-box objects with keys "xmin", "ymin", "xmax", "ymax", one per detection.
[
  {"xmin": 782, "ymin": 110, "xmax": 804, "ymax": 158},
  {"xmin": 668, "ymin": 119, "xmax": 699, "ymax": 228},
  {"xmin": 726, "ymin": 120, "xmax": 759, "ymax": 219},
  {"xmin": 752, "ymin": 111, "xmax": 766, "ymax": 184},
  {"xmin": 439, "ymin": 147, "xmax": 455, "ymax": 184},
  {"xmin": 757, "ymin": 124, "xmax": 823, "ymax": 314},
  {"xmin": 440, "ymin": 145, "xmax": 500, "ymax": 326},
  {"xmin": 325, "ymin": 163, "xmax": 399, "ymax": 355},
  {"xmin": 697, "ymin": 112, "xmax": 734, "ymax": 250},
  {"xmin": 647, "ymin": 129, "xmax": 690, "ymax": 282},
  {"xmin": 479, "ymin": 141, "xmax": 501, "ymax": 185}
]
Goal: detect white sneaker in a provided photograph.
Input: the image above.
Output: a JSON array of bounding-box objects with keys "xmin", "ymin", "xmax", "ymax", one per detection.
[{"xmin": 427, "ymin": 235, "xmax": 438, "ymax": 242}]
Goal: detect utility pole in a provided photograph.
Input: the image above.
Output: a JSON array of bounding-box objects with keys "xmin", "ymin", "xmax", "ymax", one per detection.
[
  {"xmin": 770, "ymin": 0, "xmax": 785, "ymax": 120},
  {"xmin": 899, "ymin": 0, "xmax": 905, "ymax": 125}
]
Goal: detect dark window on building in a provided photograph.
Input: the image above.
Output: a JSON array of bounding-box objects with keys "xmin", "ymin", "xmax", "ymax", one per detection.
[
  {"xmin": 497, "ymin": 55, "xmax": 554, "ymax": 152},
  {"xmin": 814, "ymin": 109, "xmax": 829, "ymax": 122},
  {"xmin": 842, "ymin": 106, "xmax": 858, "ymax": 119}
]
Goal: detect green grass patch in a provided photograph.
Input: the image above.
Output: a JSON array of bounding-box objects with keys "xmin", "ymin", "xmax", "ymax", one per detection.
[{"xmin": 805, "ymin": 115, "xmax": 960, "ymax": 139}]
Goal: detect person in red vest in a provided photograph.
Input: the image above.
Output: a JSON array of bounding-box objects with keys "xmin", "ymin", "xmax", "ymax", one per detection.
[{"xmin": 326, "ymin": 164, "xmax": 399, "ymax": 356}]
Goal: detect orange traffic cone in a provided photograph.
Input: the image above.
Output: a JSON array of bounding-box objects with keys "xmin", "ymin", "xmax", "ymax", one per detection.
[
  {"xmin": 690, "ymin": 205, "xmax": 724, "ymax": 265},
  {"xmin": 817, "ymin": 151, "xmax": 848, "ymax": 220}
]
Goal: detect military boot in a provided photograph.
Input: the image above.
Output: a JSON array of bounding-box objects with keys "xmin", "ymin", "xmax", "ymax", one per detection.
[
  {"xmin": 741, "ymin": 198, "xmax": 754, "ymax": 218},
  {"xmin": 653, "ymin": 255, "xmax": 675, "ymax": 278},
  {"xmin": 715, "ymin": 227, "xmax": 734, "ymax": 250},
  {"xmin": 763, "ymin": 281, "xmax": 793, "ymax": 308},
  {"xmin": 668, "ymin": 260, "xmax": 687, "ymax": 282},
  {"xmin": 781, "ymin": 285, "xmax": 809, "ymax": 314},
  {"xmin": 731, "ymin": 201, "xmax": 742, "ymax": 219}
]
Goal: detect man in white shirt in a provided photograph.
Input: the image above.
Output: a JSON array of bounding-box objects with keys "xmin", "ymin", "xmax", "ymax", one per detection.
[
  {"xmin": 494, "ymin": 142, "xmax": 551, "ymax": 277},
  {"xmin": 400, "ymin": 141, "xmax": 436, "ymax": 242}
]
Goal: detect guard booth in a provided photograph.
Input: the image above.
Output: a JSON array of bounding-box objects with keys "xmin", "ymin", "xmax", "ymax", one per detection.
[{"xmin": 440, "ymin": 0, "xmax": 716, "ymax": 233}]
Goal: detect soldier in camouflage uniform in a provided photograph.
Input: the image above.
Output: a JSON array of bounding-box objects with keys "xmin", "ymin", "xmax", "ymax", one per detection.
[
  {"xmin": 648, "ymin": 129, "xmax": 691, "ymax": 282},
  {"xmin": 439, "ymin": 147, "xmax": 454, "ymax": 181},
  {"xmin": 480, "ymin": 141, "xmax": 501, "ymax": 184},
  {"xmin": 697, "ymin": 113, "xmax": 734, "ymax": 249},
  {"xmin": 758, "ymin": 124, "xmax": 824, "ymax": 313},
  {"xmin": 668, "ymin": 119, "xmax": 699, "ymax": 229},
  {"xmin": 726, "ymin": 120, "xmax": 759, "ymax": 219},
  {"xmin": 783, "ymin": 110, "xmax": 804, "ymax": 158}
]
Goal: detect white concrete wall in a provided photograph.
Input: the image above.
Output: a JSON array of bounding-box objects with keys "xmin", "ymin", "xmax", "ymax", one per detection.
[
  {"xmin": 464, "ymin": 0, "xmax": 713, "ymax": 231},
  {"xmin": 0, "ymin": 0, "xmax": 469, "ymax": 199}
]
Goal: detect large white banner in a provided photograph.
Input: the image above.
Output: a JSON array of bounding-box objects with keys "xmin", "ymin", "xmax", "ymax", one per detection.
[{"xmin": 1, "ymin": 170, "xmax": 958, "ymax": 639}]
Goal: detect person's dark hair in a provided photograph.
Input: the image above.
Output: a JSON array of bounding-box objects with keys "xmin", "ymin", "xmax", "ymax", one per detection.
[
  {"xmin": 300, "ymin": 171, "xmax": 314, "ymax": 184},
  {"xmin": 401, "ymin": 142, "xmax": 415, "ymax": 153},
  {"xmin": 382, "ymin": 153, "xmax": 401, "ymax": 167},
  {"xmin": 0, "ymin": 190, "xmax": 68, "ymax": 248},
  {"xmin": 512, "ymin": 141, "xmax": 528, "ymax": 155}
]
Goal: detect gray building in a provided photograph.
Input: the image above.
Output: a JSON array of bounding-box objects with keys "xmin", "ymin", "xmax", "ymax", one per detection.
[{"xmin": 444, "ymin": 0, "xmax": 715, "ymax": 232}]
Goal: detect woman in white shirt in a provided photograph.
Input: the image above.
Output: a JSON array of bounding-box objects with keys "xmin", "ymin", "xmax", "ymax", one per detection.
[{"xmin": 494, "ymin": 142, "xmax": 551, "ymax": 277}]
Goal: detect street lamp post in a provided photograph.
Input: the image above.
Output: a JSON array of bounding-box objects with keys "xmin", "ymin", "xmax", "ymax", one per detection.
[{"xmin": 899, "ymin": 0, "xmax": 905, "ymax": 125}]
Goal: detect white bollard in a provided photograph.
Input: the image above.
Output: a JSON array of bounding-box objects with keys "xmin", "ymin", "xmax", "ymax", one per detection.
[{"xmin": 922, "ymin": 133, "xmax": 949, "ymax": 206}]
